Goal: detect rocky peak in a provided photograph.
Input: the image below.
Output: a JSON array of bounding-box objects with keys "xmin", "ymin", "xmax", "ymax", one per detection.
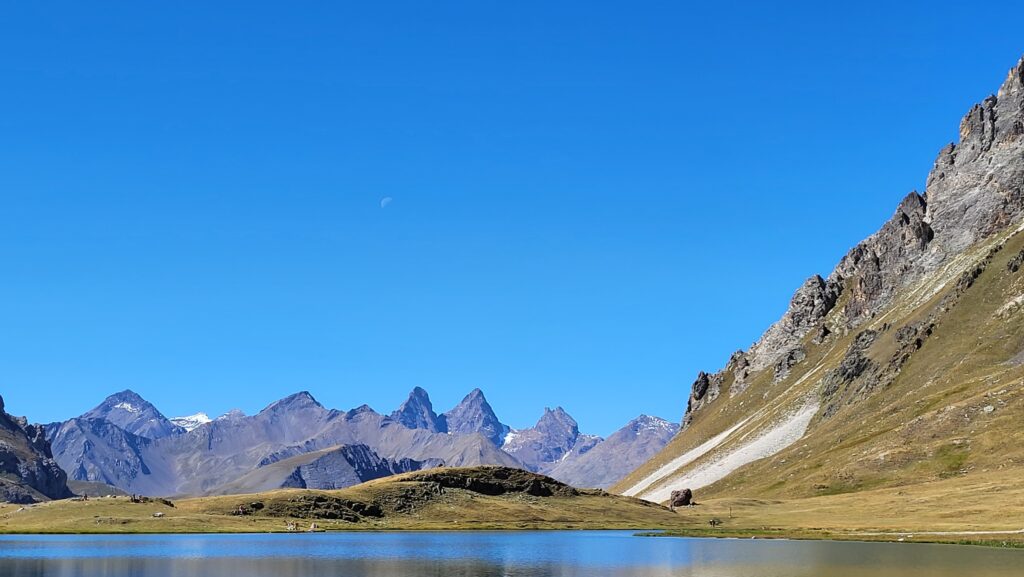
[
  {"xmin": 82, "ymin": 389, "xmax": 184, "ymax": 440},
  {"xmin": 535, "ymin": 407, "xmax": 579, "ymax": 442},
  {"xmin": 346, "ymin": 404, "xmax": 377, "ymax": 416},
  {"xmin": 390, "ymin": 387, "xmax": 447, "ymax": 433},
  {"xmin": 0, "ymin": 395, "xmax": 72, "ymax": 503},
  {"xmin": 925, "ymin": 56, "xmax": 1024, "ymax": 255},
  {"xmin": 441, "ymin": 388, "xmax": 509, "ymax": 446},
  {"xmin": 746, "ymin": 275, "xmax": 841, "ymax": 372},
  {"xmin": 501, "ymin": 406, "xmax": 585, "ymax": 470},
  {"xmin": 262, "ymin": 391, "xmax": 323, "ymax": 414},
  {"xmin": 678, "ymin": 55, "xmax": 1024, "ymax": 429},
  {"xmin": 626, "ymin": 415, "xmax": 677, "ymax": 435}
]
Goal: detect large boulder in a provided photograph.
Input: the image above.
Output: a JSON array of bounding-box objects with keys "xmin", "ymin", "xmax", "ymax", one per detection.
[{"xmin": 670, "ymin": 488, "xmax": 693, "ymax": 509}]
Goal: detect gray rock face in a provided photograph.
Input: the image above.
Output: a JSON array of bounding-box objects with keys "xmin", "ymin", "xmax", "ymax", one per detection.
[
  {"xmin": 0, "ymin": 394, "xmax": 72, "ymax": 503},
  {"xmin": 46, "ymin": 418, "xmax": 155, "ymax": 490},
  {"xmin": 926, "ymin": 58, "xmax": 1024, "ymax": 255},
  {"xmin": 390, "ymin": 387, "xmax": 447, "ymax": 433},
  {"xmin": 441, "ymin": 388, "xmax": 509, "ymax": 446},
  {"xmin": 545, "ymin": 415, "xmax": 679, "ymax": 489},
  {"xmin": 747, "ymin": 275, "xmax": 841, "ymax": 372},
  {"xmin": 502, "ymin": 407, "xmax": 582, "ymax": 470},
  {"xmin": 680, "ymin": 56, "xmax": 1024, "ymax": 426},
  {"xmin": 218, "ymin": 444, "xmax": 440, "ymax": 494},
  {"xmin": 80, "ymin": 390, "xmax": 184, "ymax": 440},
  {"xmin": 828, "ymin": 192, "xmax": 935, "ymax": 327}
]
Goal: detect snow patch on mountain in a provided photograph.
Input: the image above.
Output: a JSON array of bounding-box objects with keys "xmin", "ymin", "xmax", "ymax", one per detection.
[{"xmin": 170, "ymin": 413, "xmax": 212, "ymax": 432}]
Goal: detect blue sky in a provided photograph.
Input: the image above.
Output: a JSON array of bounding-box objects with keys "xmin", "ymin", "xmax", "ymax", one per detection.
[{"xmin": 1, "ymin": 2, "xmax": 1022, "ymax": 435}]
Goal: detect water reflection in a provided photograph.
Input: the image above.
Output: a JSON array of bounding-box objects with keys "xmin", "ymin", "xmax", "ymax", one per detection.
[{"xmin": 0, "ymin": 532, "xmax": 1021, "ymax": 577}]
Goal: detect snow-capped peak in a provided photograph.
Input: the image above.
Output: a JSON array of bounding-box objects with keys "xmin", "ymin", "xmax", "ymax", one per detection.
[
  {"xmin": 169, "ymin": 412, "xmax": 212, "ymax": 432},
  {"xmin": 113, "ymin": 402, "xmax": 140, "ymax": 413}
]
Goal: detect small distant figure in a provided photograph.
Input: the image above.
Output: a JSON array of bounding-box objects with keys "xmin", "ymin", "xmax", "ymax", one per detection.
[
  {"xmin": 709, "ymin": 518, "xmax": 722, "ymax": 528},
  {"xmin": 286, "ymin": 522, "xmax": 297, "ymax": 532},
  {"xmin": 309, "ymin": 522, "xmax": 319, "ymax": 531},
  {"xmin": 669, "ymin": 488, "xmax": 693, "ymax": 510}
]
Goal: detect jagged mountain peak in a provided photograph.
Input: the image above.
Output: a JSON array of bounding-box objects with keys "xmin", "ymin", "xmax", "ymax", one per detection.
[
  {"xmin": 536, "ymin": 407, "xmax": 578, "ymax": 434},
  {"xmin": 390, "ymin": 387, "xmax": 446, "ymax": 433},
  {"xmin": 442, "ymin": 388, "xmax": 508, "ymax": 446}
]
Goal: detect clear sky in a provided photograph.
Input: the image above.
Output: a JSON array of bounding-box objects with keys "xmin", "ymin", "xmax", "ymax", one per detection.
[{"xmin": 2, "ymin": 2, "xmax": 1022, "ymax": 436}]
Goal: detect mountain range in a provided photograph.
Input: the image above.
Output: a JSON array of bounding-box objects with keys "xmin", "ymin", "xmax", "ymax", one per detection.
[
  {"xmin": 614, "ymin": 56, "xmax": 1024, "ymax": 506},
  {"xmin": 42, "ymin": 387, "xmax": 676, "ymax": 497}
]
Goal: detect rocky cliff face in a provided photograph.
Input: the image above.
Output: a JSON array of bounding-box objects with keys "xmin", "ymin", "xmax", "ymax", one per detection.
[
  {"xmin": 0, "ymin": 395, "xmax": 72, "ymax": 503},
  {"xmin": 617, "ymin": 56, "xmax": 1024, "ymax": 504}
]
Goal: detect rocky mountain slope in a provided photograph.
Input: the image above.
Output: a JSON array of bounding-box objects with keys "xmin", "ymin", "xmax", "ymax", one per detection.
[
  {"xmin": 614, "ymin": 56, "xmax": 1024, "ymax": 504},
  {"xmin": 0, "ymin": 395, "xmax": 71, "ymax": 503},
  {"xmin": 214, "ymin": 444, "xmax": 439, "ymax": 494},
  {"xmin": 546, "ymin": 415, "xmax": 678, "ymax": 489},
  {"xmin": 45, "ymin": 387, "xmax": 672, "ymax": 496},
  {"xmin": 502, "ymin": 407, "xmax": 602, "ymax": 473}
]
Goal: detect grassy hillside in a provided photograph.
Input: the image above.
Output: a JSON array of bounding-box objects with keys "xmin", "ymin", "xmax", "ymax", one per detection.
[
  {"xmin": 0, "ymin": 466, "xmax": 678, "ymax": 533},
  {"xmin": 613, "ymin": 221, "xmax": 1024, "ymax": 528}
]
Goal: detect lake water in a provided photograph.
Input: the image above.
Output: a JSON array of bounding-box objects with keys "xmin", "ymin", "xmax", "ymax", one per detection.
[{"xmin": 0, "ymin": 531, "xmax": 1021, "ymax": 576}]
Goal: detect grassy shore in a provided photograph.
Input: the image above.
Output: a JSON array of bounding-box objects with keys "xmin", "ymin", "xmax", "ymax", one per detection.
[{"xmin": 2, "ymin": 467, "xmax": 1021, "ymax": 548}]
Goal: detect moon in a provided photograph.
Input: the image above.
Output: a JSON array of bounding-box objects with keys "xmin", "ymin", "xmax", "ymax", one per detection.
[{"xmin": 380, "ymin": 196, "xmax": 393, "ymax": 208}]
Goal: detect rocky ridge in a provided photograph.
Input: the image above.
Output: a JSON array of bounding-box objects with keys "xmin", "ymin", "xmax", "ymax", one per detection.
[
  {"xmin": 617, "ymin": 55, "xmax": 1024, "ymax": 504},
  {"xmin": 0, "ymin": 395, "xmax": 72, "ymax": 503},
  {"xmin": 45, "ymin": 386, "xmax": 674, "ymax": 496}
]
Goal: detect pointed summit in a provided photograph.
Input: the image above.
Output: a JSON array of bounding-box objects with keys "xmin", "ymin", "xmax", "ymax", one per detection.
[
  {"xmin": 534, "ymin": 407, "xmax": 579, "ymax": 441},
  {"xmin": 390, "ymin": 387, "xmax": 447, "ymax": 433},
  {"xmin": 81, "ymin": 389, "xmax": 183, "ymax": 440},
  {"xmin": 502, "ymin": 406, "xmax": 583, "ymax": 470},
  {"xmin": 262, "ymin": 391, "xmax": 323, "ymax": 414},
  {"xmin": 442, "ymin": 388, "xmax": 508, "ymax": 446}
]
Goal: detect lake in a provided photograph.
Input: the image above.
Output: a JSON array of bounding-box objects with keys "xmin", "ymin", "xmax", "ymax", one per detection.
[{"xmin": 0, "ymin": 531, "xmax": 1021, "ymax": 576}]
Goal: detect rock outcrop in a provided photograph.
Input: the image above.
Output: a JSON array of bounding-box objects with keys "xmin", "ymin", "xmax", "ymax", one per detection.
[
  {"xmin": 0, "ymin": 395, "xmax": 72, "ymax": 503},
  {"xmin": 678, "ymin": 56, "xmax": 1024, "ymax": 428},
  {"xmin": 619, "ymin": 55, "xmax": 1024, "ymax": 505}
]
